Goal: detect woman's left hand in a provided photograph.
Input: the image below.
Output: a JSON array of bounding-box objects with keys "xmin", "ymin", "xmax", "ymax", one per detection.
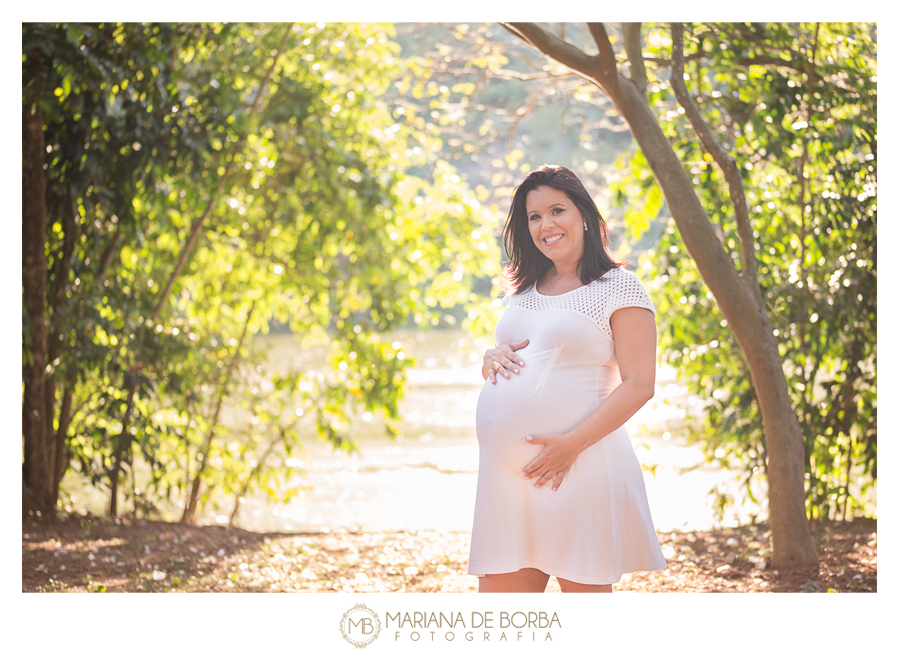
[{"xmin": 522, "ymin": 433, "xmax": 582, "ymax": 491}]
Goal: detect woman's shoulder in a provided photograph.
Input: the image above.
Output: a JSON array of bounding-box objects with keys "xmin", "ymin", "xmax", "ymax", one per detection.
[
  {"xmin": 596, "ymin": 266, "xmax": 655, "ymax": 312},
  {"xmin": 581, "ymin": 265, "xmax": 638, "ymax": 292},
  {"xmin": 596, "ymin": 265, "xmax": 642, "ymax": 283},
  {"xmin": 501, "ymin": 284, "xmax": 536, "ymax": 307}
]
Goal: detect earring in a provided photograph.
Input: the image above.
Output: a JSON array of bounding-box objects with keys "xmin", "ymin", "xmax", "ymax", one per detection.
[{"xmin": 583, "ymin": 222, "xmax": 588, "ymax": 231}]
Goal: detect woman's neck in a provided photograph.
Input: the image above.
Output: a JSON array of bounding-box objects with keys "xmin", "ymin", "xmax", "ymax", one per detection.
[{"xmin": 548, "ymin": 261, "xmax": 580, "ymax": 280}]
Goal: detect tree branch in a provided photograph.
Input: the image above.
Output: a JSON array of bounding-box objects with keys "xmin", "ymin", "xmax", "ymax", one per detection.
[
  {"xmin": 152, "ymin": 22, "xmax": 294, "ymax": 322},
  {"xmin": 500, "ymin": 22, "xmax": 602, "ymax": 84},
  {"xmin": 182, "ymin": 298, "xmax": 257, "ymax": 524},
  {"xmin": 669, "ymin": 23, "xmax": 761, "ymax": 300},
  {"xmin": 622, "ymin": 23, "xmax": 648, "ymax": 95},
  {"xmin": 586, "ymin": 23, "xmax": 622, "ymax": 95}
]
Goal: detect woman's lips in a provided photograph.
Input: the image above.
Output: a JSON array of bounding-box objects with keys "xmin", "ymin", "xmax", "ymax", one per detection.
[{"xmin": 542, "ymin": 234, "xmax": 564, "ymax": 245}]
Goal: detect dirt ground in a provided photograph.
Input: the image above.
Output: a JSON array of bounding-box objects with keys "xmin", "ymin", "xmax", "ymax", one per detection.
[{"xmin": 22, "ymin": 513, "xmax": 876, "ymax": 593}]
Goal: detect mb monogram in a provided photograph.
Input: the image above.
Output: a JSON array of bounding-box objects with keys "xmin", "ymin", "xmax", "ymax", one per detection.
[{"xmin": 339, "ymin": 604, "xmax": 381, "ymax": 648}]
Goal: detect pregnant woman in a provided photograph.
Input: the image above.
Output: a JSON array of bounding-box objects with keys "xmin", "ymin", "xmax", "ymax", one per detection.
[{"xmin": 468, "ymin": 164, "xmax": 667, "ymax": 592}]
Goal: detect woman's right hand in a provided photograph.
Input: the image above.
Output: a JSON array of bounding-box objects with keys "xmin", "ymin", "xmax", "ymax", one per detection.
[{"xmin": 483, "ymin": 339, "xmax": 530, "ymax": 384}]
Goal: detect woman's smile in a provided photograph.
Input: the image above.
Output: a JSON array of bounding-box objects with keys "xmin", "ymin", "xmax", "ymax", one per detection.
[{"xmin": 542, "ymin": 233, "xmax": 564, "ymax": 245}]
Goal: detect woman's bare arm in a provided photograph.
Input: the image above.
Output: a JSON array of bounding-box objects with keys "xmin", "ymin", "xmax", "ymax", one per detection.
[{"xmin": 521, "ymin": 306, "xmax": 657, "ymax": 489}]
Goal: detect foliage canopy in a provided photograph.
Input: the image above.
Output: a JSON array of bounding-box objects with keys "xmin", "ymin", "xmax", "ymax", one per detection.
[
  {"xmin": 23, "ymin": 22, "xmax": 498, "ymax": 520},
  {"xmin": 608, "ymin": 22, "xmax": 876, "ymax": 520}
]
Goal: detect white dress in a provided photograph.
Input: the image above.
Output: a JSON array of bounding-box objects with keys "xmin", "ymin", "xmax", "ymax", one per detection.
[{"xmin": 468, "ymin": 266, "xmax": 667, "ymax": 584}]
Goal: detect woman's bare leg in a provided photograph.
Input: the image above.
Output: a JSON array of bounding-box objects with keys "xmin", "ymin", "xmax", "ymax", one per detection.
[
  {"xmin": 478, "ymin": 568, "xmax": 551, "ymax": 593},
  {"xmin": 556, "ymin": 578, "xmax": 613, "ymax": 593}
]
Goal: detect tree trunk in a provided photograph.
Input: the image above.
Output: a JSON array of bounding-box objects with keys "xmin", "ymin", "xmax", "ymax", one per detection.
[
  {"xmin": 108, "ymin": 384, "xmax": 136, "ymax": 517},
  {"xmin": 52, "ymin": 386, "xmax": 73, "ymax": 506},
  {"xmin": 44, "ymin": 186, "xmax": 79, "ymax": 508},
  {"xmin": 501, "ymin": 22, "xmax": 817, "ymax": 568},
  {"xmin": 22, "ymin": 100, "xmax": 55, "ymax": 516},
  {"xmin": 612, "ymin": 49, "xmax": 816, "ymax": 571}
]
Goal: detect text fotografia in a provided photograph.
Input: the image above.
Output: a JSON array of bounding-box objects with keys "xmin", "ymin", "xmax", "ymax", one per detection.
[{"xmin": 386, "ymin": 611, "xmax": 561, "ymax": 642}]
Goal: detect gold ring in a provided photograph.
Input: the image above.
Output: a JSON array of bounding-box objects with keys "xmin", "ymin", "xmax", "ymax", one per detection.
[{"xmin": 492, "ymin": 361, "xmax": 502, "ymax": 370}]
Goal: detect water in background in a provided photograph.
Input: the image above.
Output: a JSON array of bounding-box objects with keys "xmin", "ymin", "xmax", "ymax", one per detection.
[
  {"xmin": 232, "ymin": 328, "xmax": 761, "ymax": 533},
  {"xmin": 61, "ymin": 328, "xmax": 762, "ymax": 532}
]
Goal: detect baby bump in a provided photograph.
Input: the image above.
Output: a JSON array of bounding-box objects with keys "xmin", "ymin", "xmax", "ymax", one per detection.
[{"xmin": 475, "ymin": 368, "xmax": 598, "ymax": 473}]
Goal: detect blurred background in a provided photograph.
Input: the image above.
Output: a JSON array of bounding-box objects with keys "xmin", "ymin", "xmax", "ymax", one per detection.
[{"xmin": 23, "ymin": 22, "xmax": 876, "ymax": 537}]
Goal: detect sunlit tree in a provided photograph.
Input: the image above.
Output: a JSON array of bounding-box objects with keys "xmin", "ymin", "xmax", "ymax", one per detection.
[{"xmin": 22, "ymin": 22, "xmax": 498, "ymax": 520}]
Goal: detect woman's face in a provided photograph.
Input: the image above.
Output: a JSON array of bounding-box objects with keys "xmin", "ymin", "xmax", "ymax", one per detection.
[{"xmin": 525, "ymin": 185, "xmax": 585, "ymax": 267}]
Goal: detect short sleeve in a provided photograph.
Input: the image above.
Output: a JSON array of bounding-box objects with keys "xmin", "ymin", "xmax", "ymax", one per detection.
[
  {"xmin": 601, "ymin": 269, "xmax": 656, "ymax": 337},
  {"xmin": 501, "ymin": 292, "xmax": 512, "ymax": 308}
]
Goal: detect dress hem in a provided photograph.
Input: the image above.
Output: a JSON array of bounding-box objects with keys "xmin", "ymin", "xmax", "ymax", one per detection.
[{"xmin": 467, "ymin": 559, "xmax": 668, "ymax": 586}]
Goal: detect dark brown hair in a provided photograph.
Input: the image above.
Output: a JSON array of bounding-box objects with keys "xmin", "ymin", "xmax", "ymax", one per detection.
[{"xmin": 500, "ymin": 164, "xmax": 621, "ymax": 294}]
